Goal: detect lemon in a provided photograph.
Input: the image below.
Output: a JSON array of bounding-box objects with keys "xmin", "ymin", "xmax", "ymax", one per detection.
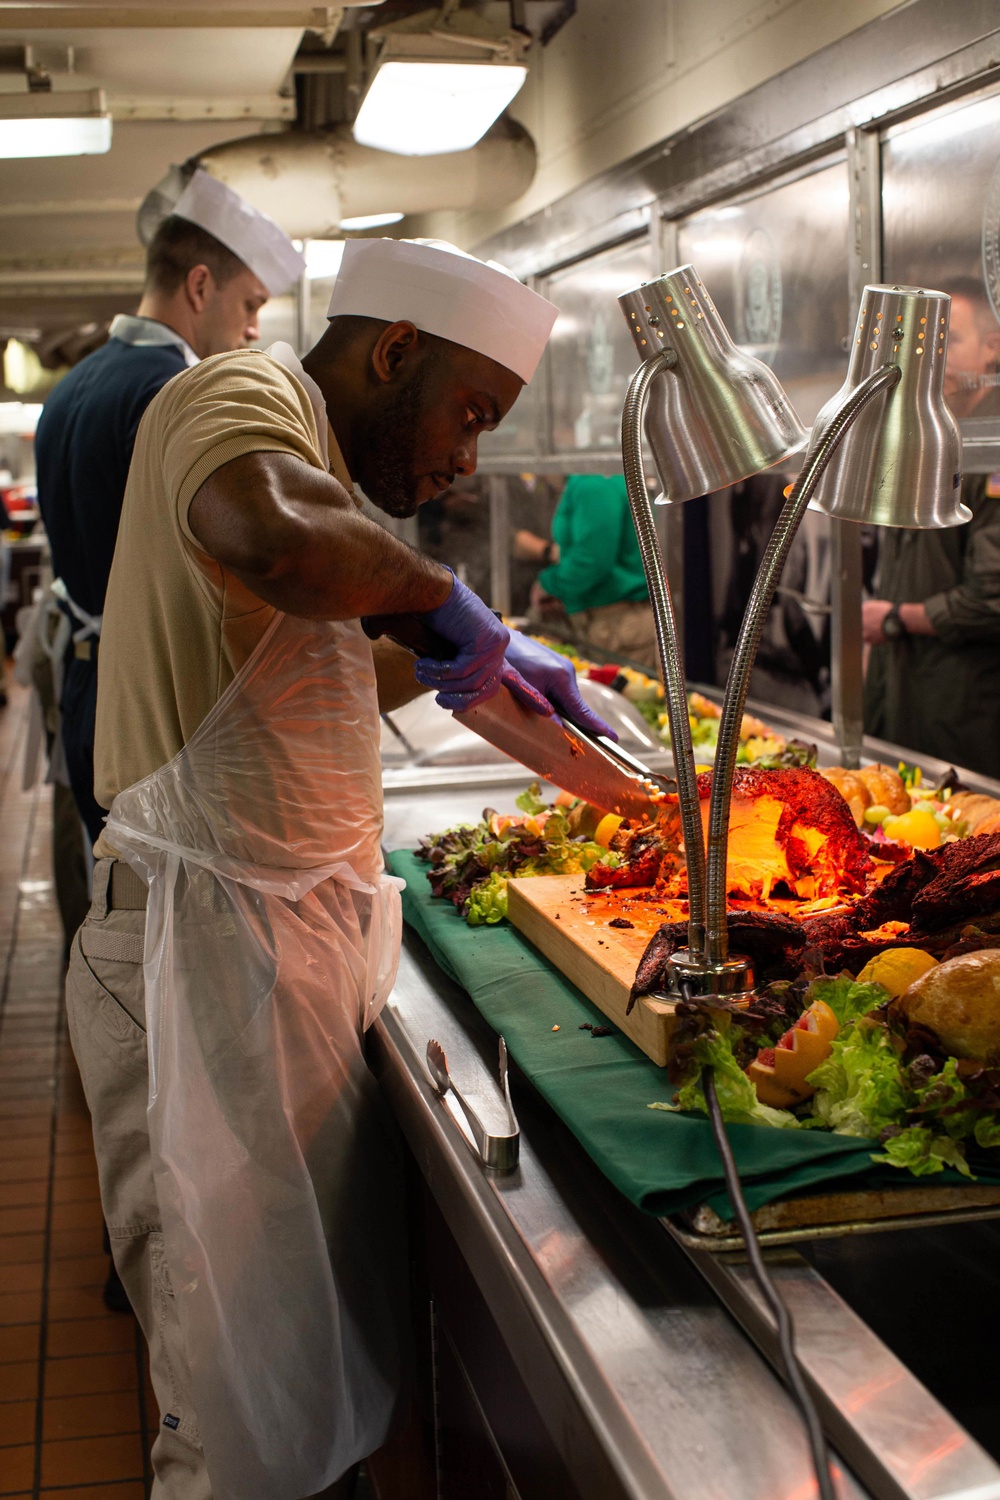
[
  {"xmin": 857, "ymin": 947, "xmax": 938, "ymax": 998},
  {"xmin": 594, "ymin": 813, "xmax": 624, "ymax": 848},
  {"xmin": 882, "ymin": 808, "xmax": 941, "ymax": 849}
]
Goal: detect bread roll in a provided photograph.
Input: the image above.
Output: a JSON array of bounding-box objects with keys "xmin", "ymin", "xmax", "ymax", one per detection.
[
  {"xmin": 819, "ymin": 766, "xmax": 871, "ymax": 827},
  {"xmin": 891, "ymin": 949, "xmax": 1000, "ymax": 1063},
  {"xmin": 857, "ymin": 763, "xmax": 909, "ymax": 816},
  {"xmin": 950, "ymin": 792, "xmax": 1000, "ymax": 833}
]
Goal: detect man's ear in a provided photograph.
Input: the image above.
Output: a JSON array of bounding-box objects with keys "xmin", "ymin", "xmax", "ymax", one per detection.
[
  {"xmin": 184, "ymin": 263, "xmax": 214, "ymax": 314},
  {"xmin": 371, "ymin": 321, "xmax": 420, "ymax": 384}
]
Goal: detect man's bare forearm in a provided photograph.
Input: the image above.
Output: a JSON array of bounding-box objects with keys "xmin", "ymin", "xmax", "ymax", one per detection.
[{"xmin": 188, "ymin": 451, "xmax": 452, "ymax": 620}]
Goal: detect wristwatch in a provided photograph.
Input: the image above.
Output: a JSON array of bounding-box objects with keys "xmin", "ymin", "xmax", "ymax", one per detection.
[
  {"xmin": 882, "ymin": 605, "xmax": 908, "ymax": 641},
  {"xmin": 542, "ymin": 540, "xmax": 556, "ymax": 565}
]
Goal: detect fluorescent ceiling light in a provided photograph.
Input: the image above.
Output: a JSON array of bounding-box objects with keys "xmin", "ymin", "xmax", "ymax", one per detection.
[
  {"xmin": 304, "ymin": 240, "xmax": 346, "ymax": 279},
  {"xmin": 0, "ymin": 89, "xmax": 111, "ymax": 159},
  {"xmin": 339, "ymin": 212, "xmax": 404, "ymax": 230},
  {"xmin": 354, "ymin": 60, "xmax": 526, "ymax": 156}
]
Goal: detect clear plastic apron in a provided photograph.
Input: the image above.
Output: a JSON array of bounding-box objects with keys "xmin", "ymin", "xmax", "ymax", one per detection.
[{"xmin": 105, "ymin": 608, "xmax": 405, "ymax": 1499}]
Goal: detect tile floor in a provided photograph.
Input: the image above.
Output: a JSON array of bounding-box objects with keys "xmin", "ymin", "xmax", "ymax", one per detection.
[{"xmin": 1, "ymin": 678, "xmax": 155, "ymax": 1498}]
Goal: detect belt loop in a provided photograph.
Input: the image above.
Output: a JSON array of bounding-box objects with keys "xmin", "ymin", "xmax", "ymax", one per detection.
[{"xmin": 91, "ymin": 858, "xmax": 113, "ymax": 920}]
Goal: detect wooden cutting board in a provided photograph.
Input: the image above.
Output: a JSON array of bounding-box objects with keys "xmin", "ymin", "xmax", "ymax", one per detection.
[{"xmin": 506, "ymin": 873, "xmax": 677, "ymax": 1065}]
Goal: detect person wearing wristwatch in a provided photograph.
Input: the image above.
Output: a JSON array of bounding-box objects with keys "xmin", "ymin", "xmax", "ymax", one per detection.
[{"xmin": 863, "ymin": 278, "xmax": 1000, "ymax": 778}]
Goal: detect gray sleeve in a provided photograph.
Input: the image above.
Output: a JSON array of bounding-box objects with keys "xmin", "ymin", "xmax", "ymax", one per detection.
[{"xmin": 924, "ymin": 490, "xmax": 1000, "ymax": 643}]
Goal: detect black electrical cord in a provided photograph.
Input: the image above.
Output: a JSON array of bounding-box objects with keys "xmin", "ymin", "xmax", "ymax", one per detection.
[{"xmin": 702, "ymin": 1066, "xmax": 838, "ymax": 1500}]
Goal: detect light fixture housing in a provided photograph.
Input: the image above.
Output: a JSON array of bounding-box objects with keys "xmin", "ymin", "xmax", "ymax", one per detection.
[
  {"xmin": 618, "ymin": 265, "xmax": 806, "ymax": 503},
  {"xmin": 809, "ymin": 285, "xmax": 967, "ymax": 528},
  {"xmin": 338, "ymin": 212, "xmax": 404, "ymax": 230},
  {"xmin": 304, "ymin": 240, "xmax": 346, "ymax": 280},
  {"xmin": 353, "ymin": 25, "xmax": 528, "ymax": 157},
  {"xmin": 0, "ymin": 89, "xmax": 111, "ymax": 159}
]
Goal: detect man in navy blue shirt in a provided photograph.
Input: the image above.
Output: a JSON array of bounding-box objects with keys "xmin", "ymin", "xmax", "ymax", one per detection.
[{"xmin": 36, "ymin": 169, "xmax": 304, "ymax": 844}]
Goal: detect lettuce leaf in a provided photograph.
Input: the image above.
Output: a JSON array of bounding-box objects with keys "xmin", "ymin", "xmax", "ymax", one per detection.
[
  {"xmin": 975, "ymin": 1115, "xmax": 1000, "ymax": 1150},
  {"xmin": 652, "ymin": 1028, "xmax": 800, "ymax": 1130},
  {"xmin": 806, "ymin": 1017, "xmax": 908, "ymax": 1137},
  {"xmin": 515, "ymin": 782, "xmax": 549, "ymax": 816},
  {"xmin": 806, "ymin": 974, "xmax": 889, "ymax": 1027},
  {"xmin": 910, "ymin": 1057, "xmax": 978, "ymax": 1140},
  {"xmin": 418, "ymin": 788, "xmax": 615, "ymax": 925},
  {"xmin": 873, "ymin": 1127, "xmax": 973, "ymax": 1178},
  {"xmin": 465, "ymin": 870, "xmax": 509, "ymax": 926}
]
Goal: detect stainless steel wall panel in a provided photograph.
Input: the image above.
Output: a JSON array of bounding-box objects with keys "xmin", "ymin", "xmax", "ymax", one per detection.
[
  {"xmin": 544, "ymin": 237, "xmax": 652, "ymax": 457},
  {"xmin": 675, "ymin": 157, "xmax": 850, "ymax": 426}
]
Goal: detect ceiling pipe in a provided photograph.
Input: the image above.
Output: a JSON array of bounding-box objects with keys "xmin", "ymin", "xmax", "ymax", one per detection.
[{"xmin": 188, "ymin": 114, "xmax": 535, "ymax": 239}]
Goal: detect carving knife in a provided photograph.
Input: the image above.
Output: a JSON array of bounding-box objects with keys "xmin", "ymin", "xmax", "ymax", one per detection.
[{"xmin": 365, "ymin": 613, "xmax": 672, "ymax": 821}]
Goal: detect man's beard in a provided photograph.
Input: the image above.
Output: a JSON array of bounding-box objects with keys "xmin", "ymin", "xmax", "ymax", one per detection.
[{"xmin": 354, "ymin": 368, "xmax": 433, "ymax": 519}]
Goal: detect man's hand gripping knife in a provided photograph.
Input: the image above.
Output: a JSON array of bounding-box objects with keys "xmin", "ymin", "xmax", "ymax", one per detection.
[{"xmin": 413, "ymin": 571, "xmax": 615, "ymax": 739}]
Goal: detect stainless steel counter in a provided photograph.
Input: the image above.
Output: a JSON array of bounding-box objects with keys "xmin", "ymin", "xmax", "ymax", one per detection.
[{"xmin": 373, "ymin": 755, "xmax": 1000, "ymax": 1500}]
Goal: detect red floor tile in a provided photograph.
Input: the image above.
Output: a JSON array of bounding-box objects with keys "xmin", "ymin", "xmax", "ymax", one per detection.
[
  {"xmin": 43, "ymin": 1389, "xmax": 141, "ymax": 1443},
  {"xmin": 43, "ymin": 1352, "xmax": 138, "ymax": 1402},
  {"xmin": 0, "ymin": 1181, "xmax": 48, "ymax": 1210},
  {"xmin": 49, "ymin": 1201, "xmax": 104, "ymax": 1234},
  {"xmin": 0, "ymin": 1443, "xmax": 33, "ymax": 1493},
  {"xmin": 0, "ymin": 1398, "xmax": 35, "ymax": 1446},
  {"xmin": 0, "ymin": 1325, "xmax": 40, "ymax": 1364},
  {"xmin": 0, "ymin": 1289, "xmax": 42, "ymax": 1325},
  {"xmin": 0, "ymin": 1236, "xmax": 44, "ymax": 1267},
  {"xmin": 40, "ymin": 1486, "xmax": 146, "ymax": 1499},
  {"xmin": 46, "ymin": 1318, "xmax": 135, "ymax": 1360},
  {"xmin": 39, "ymin": 1430, "xmax": 145, "ymax": 1488},
  {"xmin": 0, "ymin": 1262, "xmax": 43, "ymax": 1294},
  {"xmin": 46, "ymin": 1285, "xmax": 112, "ymax": 1323},
  {"xmin": 0, "ymin": 1208, "xmax": 45, "ymax": 1238},
  {"xmin": 49, "ymin": 1228, "xmax": 105, "ymax": 1262},
  {"xmin": 51, "ymin": 1177, "xmax": 101, "ymax": 1207},
  {"xmin": 3, "ymin": 1139, "xmax": 50, "ymax": 1164},
  {"xmin": 1, "ymin": 691, "xmax": 152, "ymax": 1497},
  {"xmin": 52, "ymin": 1155, "xmax": 100, "ymax": 1183},
  {"xmin": 0, "ymin": 1360, "xmax": 37, "ymax": 1401},
  {"xmin": 46, "ymin": 1257, "xmax": 107, "ymax": 1292},
  {"xmin": 0, "ymin": 1158, "xmax": 48, "ymax": 1184}
]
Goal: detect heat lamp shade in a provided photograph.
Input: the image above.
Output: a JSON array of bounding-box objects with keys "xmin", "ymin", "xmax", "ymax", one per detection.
[
  {"xmin": 0, "ymin": 89, "xmax": 111, "ymax": 159},
  {"xmin": 809, "ymin": 285, "xmax": 967, "ymax": 529},
  {"xmin": 618, "ymin": 265, "xmax": 806, "ymax": 504},
  {"xmin": 353, "ymin": 60, "xmax": 526, "ymax": 156}
]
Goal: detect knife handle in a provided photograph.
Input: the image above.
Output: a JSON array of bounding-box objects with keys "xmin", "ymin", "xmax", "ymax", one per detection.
[{"xmin": 361, "ymin": 612, "xmax": 456, "ymax": 661}]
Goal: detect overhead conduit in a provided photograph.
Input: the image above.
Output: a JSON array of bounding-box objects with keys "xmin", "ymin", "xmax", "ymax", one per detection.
[{"xmin": 178, "ymin": 115, "xmax": 536, "ymax": 241}]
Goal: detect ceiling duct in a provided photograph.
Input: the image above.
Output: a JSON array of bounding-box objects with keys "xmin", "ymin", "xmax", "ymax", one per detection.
[{"xmin": 140, "ymin": 113, "xmax": 535, "ymax": 241}]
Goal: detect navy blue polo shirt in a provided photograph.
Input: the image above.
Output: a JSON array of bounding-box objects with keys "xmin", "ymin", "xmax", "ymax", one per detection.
[{"xmin": 36, "ymin": 335, "xmax": 188, "ymax": 616}]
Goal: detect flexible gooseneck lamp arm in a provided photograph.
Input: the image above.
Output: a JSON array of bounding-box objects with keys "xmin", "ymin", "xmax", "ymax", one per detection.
[
  {"xmin": 621, "ymin": 349, "xmax": 707, "ymax": 957},
  {"xmin": 702, "ymin": 364, "xmax": 901, "ymax": 966}
]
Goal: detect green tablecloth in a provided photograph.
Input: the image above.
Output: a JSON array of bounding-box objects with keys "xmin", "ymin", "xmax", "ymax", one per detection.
[{"xmin": 389, "ymin": 851, "xmax": 996, "ymax": 1219}]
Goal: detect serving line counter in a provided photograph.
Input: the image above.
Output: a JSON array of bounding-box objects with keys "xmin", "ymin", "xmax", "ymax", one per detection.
[{"xmin": 368, "ymin": 701, "xmax": 1000, "ymax": 1500}]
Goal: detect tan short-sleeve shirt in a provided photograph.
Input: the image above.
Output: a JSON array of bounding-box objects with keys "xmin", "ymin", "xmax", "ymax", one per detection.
[{"xmin": 93, "ymin": 348, "xmax": 352, "ymax": 836}]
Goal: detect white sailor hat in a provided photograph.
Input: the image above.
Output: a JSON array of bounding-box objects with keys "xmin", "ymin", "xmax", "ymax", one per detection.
[
  {"xmin": 171, "ymin": 168, "xmax": 305, "ymax": 298},
  {"xmin": 326, "ymin": 237, "xmax": 558, "ymax": 384}
]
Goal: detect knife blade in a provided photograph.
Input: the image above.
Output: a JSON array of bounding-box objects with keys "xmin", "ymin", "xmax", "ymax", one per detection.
[{"xmin": 364, "ymin": 612, "xmax": 672, "ymax": 821}]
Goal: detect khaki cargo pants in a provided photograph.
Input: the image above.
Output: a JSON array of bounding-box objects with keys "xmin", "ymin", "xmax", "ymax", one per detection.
[
  {"xmin": 568, "ymin": 599, "xmax": 659, "ymax": 673},
  {"xmin": 66, "ymin": 857, "xmax": 210, "ymax": 1499}
]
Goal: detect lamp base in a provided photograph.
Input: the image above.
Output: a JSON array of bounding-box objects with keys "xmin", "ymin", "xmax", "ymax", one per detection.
[{"xmin": 664, "ymin": 948, "xmax": 756, "ymax": 1002}]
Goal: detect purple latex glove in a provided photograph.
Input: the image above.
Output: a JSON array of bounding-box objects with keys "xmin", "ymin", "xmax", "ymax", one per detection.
[
  {"xmin": 414, "ymin": 574, "xmax": 511, "ymax": 712},
  {"xmin": 503, "ymin": 631, "xmax": 617, "ymax": 740}
]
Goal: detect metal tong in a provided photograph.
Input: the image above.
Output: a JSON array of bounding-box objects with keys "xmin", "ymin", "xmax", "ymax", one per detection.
[{"xmin": 425, "ymin": 1036, "xmax": 520, "ymax": 1171}]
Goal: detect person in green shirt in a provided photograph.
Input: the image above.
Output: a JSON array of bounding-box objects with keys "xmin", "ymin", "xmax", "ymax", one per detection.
[{"xmin": 517, "ymin": 473, "xmax": 656, "ymax": 668}]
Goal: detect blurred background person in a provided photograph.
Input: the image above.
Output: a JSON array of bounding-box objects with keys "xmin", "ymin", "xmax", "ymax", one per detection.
[
  {"xmin": 863, "ymin": 277, "xmax": 1000, "ymax": 777},
  {"xmin": 515, "ymin": 473, "xmax": 657, "ymax": 668}
]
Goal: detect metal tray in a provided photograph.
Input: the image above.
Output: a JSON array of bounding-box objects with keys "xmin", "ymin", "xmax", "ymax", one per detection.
[{"xmin": 667, "ymin": 1181, "xmax": 1000, "ymax": 1252}]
